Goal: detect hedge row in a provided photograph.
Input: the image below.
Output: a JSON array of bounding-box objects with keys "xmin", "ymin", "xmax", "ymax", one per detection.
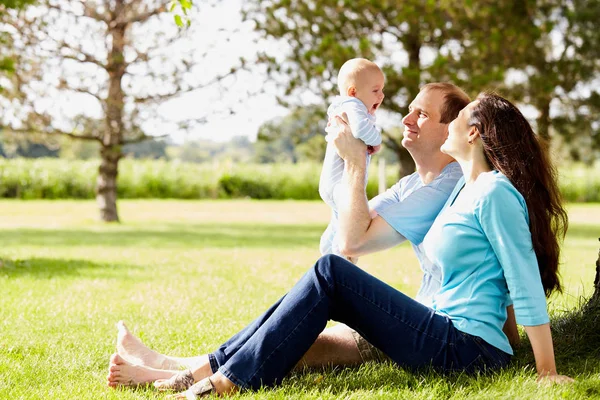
[
  {"xmin": 0, "ymin": 158, "xmax": 398, "ymax": 200},
  {"xmin": 0, "ymin": 158, "xmax": 598, "ymax": 202}
]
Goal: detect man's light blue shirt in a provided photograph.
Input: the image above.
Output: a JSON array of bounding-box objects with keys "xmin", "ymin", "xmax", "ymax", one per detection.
[
  {"xmin": 423, "ymin": 171, "xmax": 549, "ymax": 355},
  {"xmin": 369, "ymin": 162, "xmax": 463, "ymax": 307}
]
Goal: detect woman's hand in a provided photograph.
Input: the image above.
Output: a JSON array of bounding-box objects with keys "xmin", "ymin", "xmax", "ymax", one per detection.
[
  {"xmin": 537, "ymin": 373, "xmax": 574, "ymax": 385},
  {"xmin": 523, "ymin": 324, "xmax": 575, "ymax": 385}
]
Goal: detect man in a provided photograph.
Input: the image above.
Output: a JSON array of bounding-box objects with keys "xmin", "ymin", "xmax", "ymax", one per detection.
[
  {"xmin": 300, "ymin": 82, "xmax": 477, "ymax": 366},
  {"xmin": 107, "ymin": 83, "xmax": 517, "ymax": 387}
]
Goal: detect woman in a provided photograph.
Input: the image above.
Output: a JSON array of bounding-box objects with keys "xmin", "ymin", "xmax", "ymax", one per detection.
[{"xmin": 107, "ymin": 93, "xmax": 573, "ymax": 398}]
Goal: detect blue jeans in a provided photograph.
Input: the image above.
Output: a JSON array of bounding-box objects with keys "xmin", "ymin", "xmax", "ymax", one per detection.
[{"xmin": 209, "ymin": 255, "xmax": 511, "ymax": 390}]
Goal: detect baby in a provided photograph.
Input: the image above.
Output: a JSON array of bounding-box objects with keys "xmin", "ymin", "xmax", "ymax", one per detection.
[{"xmin": 319, "ymin": 58, "xmax": 385, "ymax": 258}]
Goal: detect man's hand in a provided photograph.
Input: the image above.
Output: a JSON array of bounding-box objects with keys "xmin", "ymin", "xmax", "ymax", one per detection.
[{"xmin": 330, "ymin": 113, "xmax": 367, "ymax": 165}]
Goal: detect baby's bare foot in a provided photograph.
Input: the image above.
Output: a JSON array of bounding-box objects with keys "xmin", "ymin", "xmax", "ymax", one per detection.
[
  {"xmin": 106, "ymin": 353, "xmax": 175, "ymax": 387},
  {"xmin": 116, "ymin": 320, "xmax": 168, "ymax": 369}
]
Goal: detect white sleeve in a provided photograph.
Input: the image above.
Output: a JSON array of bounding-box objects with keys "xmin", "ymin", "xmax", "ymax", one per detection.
[{"xmin": 341, "ymin": 102, "xmax": 382, "ymax": 146}]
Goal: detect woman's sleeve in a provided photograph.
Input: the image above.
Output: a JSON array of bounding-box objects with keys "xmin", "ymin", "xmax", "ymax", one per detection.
[{"xmin": 476, "ymin": 182, "xmax": 549, "ymax": 326}]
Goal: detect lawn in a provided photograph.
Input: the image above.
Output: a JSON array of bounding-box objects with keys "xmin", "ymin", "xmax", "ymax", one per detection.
[{"xmin": 0, "ymin": 200, "xmax": 599, "ymax": 399}]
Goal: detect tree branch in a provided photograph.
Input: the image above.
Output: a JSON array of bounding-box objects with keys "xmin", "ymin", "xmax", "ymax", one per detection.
[
  {"xmin": 124, "ymin": 2, "xmax": 168, "ymax": 24},
  {"xmin": 121, "ymin": 133, "xmax": 168, "ymax": 145},
  {"xmin": 133, "ymin": 65, "xmax": 242, "ymax": 104},
  {"xmin": 9, "ymin": 127, "xmax": 102, "ymax": 142},
  {"xmin": 127, "ymin": 32, "xmax": 184, "ymax": 66},
  {"xmin": 47, "ymin": 130, "xmax": 102, "ymax": 142},
  {"xmin": 61, "ymin": 83, "xmax": 104, "ymax": 104},
  {"xmin": 78, "ymin": 0, "xmax": 110, "ymax": 24},
  {"xmin": 47, "ymin": 2, "xmax": 108, "ymax": 24},
  {"xmin": 62, "ymin": 53, "xmax": 106, "ymax": 69}
]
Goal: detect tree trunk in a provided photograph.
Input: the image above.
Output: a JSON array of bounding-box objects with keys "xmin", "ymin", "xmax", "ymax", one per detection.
[
  {"xmin": 96, "ymin": 145, "xmax": 121, "ymax": 222},
  {"xmin": 394, "ymin": 22, "xmax": 419, "ymax": 179},
  {"xmin": 536, "ymin": 98, "xmax": 551, "ymax": 142},
  {"xmin": 398, "ymin": 148, "xmax": 416, "ymax": 178},
  {"xmin": 97, "ymin": 1, "xmax": 126, "ymax": 222},
  {"xmin": 591, "ymin": 238, "xmax": 600, "ymax": 303}
]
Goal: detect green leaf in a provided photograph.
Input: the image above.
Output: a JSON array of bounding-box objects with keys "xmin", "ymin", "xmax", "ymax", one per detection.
[
  {"xmin": 174, "ymin": 14, "xmax": 183, "ymax": 27},
  {"xmin": 180, "ymin": 0, "xmax": 192, "ymax": 10}
]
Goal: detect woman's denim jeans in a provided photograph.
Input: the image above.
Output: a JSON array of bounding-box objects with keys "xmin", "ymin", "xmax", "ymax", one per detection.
[{"xmin": 208, "ymin": 255, "xmax": 511, "ymax": 390}]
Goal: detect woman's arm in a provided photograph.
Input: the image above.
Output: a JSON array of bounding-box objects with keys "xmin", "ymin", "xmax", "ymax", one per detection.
[
  {"xmin": 476, "ymin": 183, "xmax": 572, "ymax": 383},
  {"xmin": 524, "ymin": 323, "xmax": 573, "ymax": 383}
]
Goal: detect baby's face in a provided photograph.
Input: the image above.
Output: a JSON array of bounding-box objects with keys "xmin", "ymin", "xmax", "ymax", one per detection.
[{"xmin": 352, "ymin": 69, "xmax": 385, "ymax": 115}]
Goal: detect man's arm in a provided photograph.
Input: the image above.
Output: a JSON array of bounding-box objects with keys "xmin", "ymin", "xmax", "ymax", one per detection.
[
  {"xmin": 503, "ymin": 305, "xmax": 520, "ymax": 348},
  {"xmin": 331, "ymin": 115, "xmax": 406, "ymax": 258}
]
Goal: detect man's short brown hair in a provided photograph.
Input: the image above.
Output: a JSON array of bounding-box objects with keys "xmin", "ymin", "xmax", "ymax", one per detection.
[{"xmin": 420, "ymin": 82, "xmax": 470, "ymax": 124}]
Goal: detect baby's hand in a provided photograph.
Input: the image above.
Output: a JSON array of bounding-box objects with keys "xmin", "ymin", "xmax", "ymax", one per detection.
[{"xmin": 367, "ymin": 145, "xmax": 382, "ymax": 155}]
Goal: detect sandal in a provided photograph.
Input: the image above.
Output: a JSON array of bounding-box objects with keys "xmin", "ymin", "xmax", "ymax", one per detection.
[
  {"xmin": 183, "ymin": 377, "xmax": 216, "ymax": 399},
  {"xmin": 157, "ymin": 369, "xmax": 195, "ymax": 391}
]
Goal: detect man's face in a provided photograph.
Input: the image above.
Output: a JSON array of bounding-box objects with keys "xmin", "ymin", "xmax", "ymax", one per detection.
[{"xmin": 401, "ymin": 89, "xmax": 449, "ymax": 158}]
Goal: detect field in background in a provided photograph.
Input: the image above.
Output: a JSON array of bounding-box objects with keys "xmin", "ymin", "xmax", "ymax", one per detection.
[
  {"xmin": 0, "ymin": 200, "xmax": 599, "ymax": 399},
  {"xmin": 0, "ymin": 158, "xmax": 599, "ymax": 202}
]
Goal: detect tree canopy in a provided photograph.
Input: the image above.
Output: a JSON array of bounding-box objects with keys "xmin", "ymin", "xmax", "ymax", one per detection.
[
  {"xmin": 2, "ymin": 0, "xmax": 244, "ymax": 221},
  {"xmin": 243, "ymin": 0, "xmax": 600, "ymax": 174}
]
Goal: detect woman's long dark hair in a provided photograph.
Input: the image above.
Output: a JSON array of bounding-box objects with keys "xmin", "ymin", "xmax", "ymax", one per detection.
[{"xmin": 469, "ymin": 93, "xmax": 568, "ymax": 296}]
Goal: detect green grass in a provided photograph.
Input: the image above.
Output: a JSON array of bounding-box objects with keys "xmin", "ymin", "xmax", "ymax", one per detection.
[{"xmin": 0, "ymin": 200, "xmax": 599, "ymax": 399}]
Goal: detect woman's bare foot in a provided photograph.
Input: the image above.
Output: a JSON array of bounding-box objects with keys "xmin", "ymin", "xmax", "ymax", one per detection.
[
  {"xmin": 106, "ymin": 353, "xmax": 177, "ymax": 387},
  {"xmin": 116, "ymin": 320, "xmax": 171, "ymax": 369}
]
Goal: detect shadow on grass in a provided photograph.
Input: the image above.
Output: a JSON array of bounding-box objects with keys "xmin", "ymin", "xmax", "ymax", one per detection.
[
  {"xmin": 0, "ymin": 257, "xmax": 140, "ymax": 279},
  {"xmin": 283, "ymin": 358, "xmax": 599, "ymax": 398},
  {"xmin": 513, "ymin": 296, "xmax": 600, "ymax": 375},
  {"xmin": 0, "ymin": 223, "xmax": 323, "ymax": 249}
]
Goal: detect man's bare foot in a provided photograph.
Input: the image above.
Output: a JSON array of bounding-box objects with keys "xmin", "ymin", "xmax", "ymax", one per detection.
[
  {"xmin": 107, "ymin": 353, "xmax": 177, "ymax": 387},
  {"xmin": 116, "ymin": 320, "xmax": 170, "ymax": 369}
]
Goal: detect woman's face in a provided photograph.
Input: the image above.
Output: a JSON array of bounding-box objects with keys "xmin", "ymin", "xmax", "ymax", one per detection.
[{"xmin": 441, "ymin": 100, "xmax": 479, "ymax": 157}]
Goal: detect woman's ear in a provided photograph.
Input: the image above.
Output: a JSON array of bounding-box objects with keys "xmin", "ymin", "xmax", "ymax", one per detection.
[{"xmin": 468, "ymin": 126, "xmax": 480, "ymax": 144}]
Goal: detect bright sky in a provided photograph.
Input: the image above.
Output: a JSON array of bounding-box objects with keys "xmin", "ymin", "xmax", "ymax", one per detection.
[
  {"xmin": 152, "ymin": 0, "xmax": 290, "ymax": 143},
  {"xmin": 10, "ymin": 0, "xmax": 291, "ymax": 144},
  {"xmin": 139, "ymin": 0, "xmax": 402, "ymax": 143},
  {"xmin": 13, "ymin": 1, "xmax": 550, "ymax": 145},
  {"xmin": 7, "ymin": 0, "xmax": 412, "ymax": 144}
]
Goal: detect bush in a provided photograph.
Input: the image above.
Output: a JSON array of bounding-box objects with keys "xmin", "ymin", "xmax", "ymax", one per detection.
[
  {"xmin": 0, "ymin": 158, "xmax": 598, "ymax": 202},
  {"xmin": 218, "ymin": 174, "xmax": 274, "ymax": 199},
  {"xmin": 559, "ymin": 165, "xmax": 600, "ymax": 202}
]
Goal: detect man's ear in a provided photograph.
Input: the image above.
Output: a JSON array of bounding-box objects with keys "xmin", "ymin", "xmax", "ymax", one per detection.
[{"xmin": 347, "ymin": 86, "xmax": 357, "ymax": 97}]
